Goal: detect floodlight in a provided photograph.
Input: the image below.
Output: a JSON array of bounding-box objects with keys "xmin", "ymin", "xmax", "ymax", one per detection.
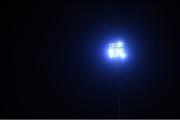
[{"xmin": 108, "ymin": 41, "xmax": 126, "ymax": 59}]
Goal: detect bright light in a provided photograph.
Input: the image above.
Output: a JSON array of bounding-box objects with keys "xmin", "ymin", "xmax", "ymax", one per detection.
[
  {"xmin": 120, "ymin": 52, "xmax": 126, "ymax": 58},
  {"xmin": 108, "ymin": 48, "xmax": 114, "ymax": 58},
  {"xmin": 108, "ymin": 41, "xmax": 126, "ymax": 59}
]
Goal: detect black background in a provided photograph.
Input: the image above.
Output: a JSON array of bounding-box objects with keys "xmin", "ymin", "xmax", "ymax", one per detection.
[{"xmin": 1, "ymin": 0, "xmax": 178, "ymax": 118}]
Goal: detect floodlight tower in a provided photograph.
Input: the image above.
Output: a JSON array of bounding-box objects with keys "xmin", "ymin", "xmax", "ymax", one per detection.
[{"xmin": 108, "ymin": 40, "xmax": 126, "ymax": 118}]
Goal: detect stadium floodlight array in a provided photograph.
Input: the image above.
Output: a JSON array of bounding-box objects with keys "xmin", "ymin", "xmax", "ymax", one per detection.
[{"xmin": 108, "ymin": 41, "xmax": 126, "ymax": 58}]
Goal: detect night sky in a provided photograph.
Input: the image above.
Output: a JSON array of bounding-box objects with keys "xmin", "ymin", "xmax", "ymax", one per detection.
[{"xmin": 2, "ymin": 0, "xmax": 177, "ymax": 118}]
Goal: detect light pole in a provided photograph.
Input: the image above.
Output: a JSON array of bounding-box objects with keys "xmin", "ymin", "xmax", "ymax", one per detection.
[{"xmin": 107, "ymin": 40, "xmax": 126, "ymax": 118}]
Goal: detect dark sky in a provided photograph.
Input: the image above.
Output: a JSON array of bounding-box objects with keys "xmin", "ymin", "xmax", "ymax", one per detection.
[{"xmin": 2, "ymin": 0, "xmax": 177, "ymax": 118}]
